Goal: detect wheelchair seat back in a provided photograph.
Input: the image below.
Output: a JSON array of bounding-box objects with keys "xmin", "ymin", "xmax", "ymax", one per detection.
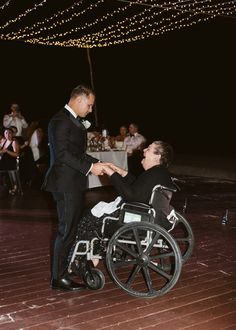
[{"xmin": 150, "ymin": 184, "xmax": 177, "ymax": 230}]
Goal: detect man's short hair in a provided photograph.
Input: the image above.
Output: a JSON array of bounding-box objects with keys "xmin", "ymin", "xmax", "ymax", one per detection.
[{"xmin": 70, "ymin": 85, "xmax": 95, "ymax": 99}]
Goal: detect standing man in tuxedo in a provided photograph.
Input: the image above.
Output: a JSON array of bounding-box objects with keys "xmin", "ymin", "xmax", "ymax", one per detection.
[{"xmin": 43, "ymin": 85, "xmax": 104, "ymax": 291}]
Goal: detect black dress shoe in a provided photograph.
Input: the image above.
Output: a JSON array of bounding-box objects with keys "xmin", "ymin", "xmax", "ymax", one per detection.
[{"xmin": 51, "ymin": 277, "xmax": 86, "ymax": 291}]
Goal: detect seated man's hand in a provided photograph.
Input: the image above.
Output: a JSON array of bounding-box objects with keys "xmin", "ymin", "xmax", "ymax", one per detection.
[
  {"xmin": 91, "ymin": 162, "xmax": 105, "ymax": 176},
  {"xmin": 103, "ymin": 163, "xmax": 128, "ymax": 177},
  {"xmin": 101, "ymin": 164, "xmax": 115, "ymax": 176}
]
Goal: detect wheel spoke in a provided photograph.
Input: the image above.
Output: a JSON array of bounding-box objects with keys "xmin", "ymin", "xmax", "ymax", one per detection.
[
  {"xmin": 149, "ymin": 251, "xmax": 175, "ymax": 260},
  {"xmin": 148, "ymin": 261, "xmax": 172, "ymax": 280},
  {"xmin": 145, "ymin": 231, "xmax": 160, "ymax": 254},
  {"xmin": 142, "ymin": 266, "xmax": 153, "ymax": 292},
  {"xmin": 113, "ymin": 259, "xmax": 137, "ymax": 269},
  {"xmin": 132, "ymin": 228, "xmax": 142, "ymax": 254},
  {"xmin": 115, "ymin": 241, "xmax": 137, "ymax": 258},
  {"xmin": 126, "ymin": 264, "xmax": 141, "ymax": 287},
  {"xmin": 175, "ymin": 237, "xmax": 190, "ymax": 242}
]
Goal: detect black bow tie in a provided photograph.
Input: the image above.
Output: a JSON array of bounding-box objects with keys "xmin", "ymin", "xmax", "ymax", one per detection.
[{"xmin": 77, "ymin": 117, "xmax": 83, "ymax": 123}]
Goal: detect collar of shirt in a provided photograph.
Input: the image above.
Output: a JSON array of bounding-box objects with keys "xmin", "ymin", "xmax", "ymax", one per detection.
[{"xmin": 65, "ymin": 104, "xmax": 77, "ymax": 119}]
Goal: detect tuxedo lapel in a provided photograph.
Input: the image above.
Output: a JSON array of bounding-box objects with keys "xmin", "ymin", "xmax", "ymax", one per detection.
[{"xmin": 63, "ymin": 108, "xmax": 86, "ymax": 130}]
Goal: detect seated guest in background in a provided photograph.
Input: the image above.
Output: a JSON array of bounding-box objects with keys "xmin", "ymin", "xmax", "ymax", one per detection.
[
  {"xmin": 9, "ymin": 125, "xmax": 28, "ymax": 147},
  {"xmin": 113, "ymin": 125, "xmax": 128, "ymax": 150},
  {"xmin": 3, "ymin": 103, "xmax": 28, "ymax": 137},
  {"xmin": 9, "ymin": 125, "xmax": 17, "ymax": 137},
  {"xmin": 115, "ymin": 125, "xmax": 128, "ymax": 141},
  {"xmin": 0, "ymin": 128, "xmax": 20, "ymax": 194},
  {"xmin": 77, "ymin": 141, "xmax": 176, "ymax": 257},
  {"xmin": 124, "ymin": 122, "xmax": 146, "ymax": 175},
  {"xmin": 124, "ymin": 122, "xmax": 146, "ymax": 155}
]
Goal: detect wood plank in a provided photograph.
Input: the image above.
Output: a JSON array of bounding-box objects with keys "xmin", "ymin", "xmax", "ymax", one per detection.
[{"xmin": 0, "ymin": 179, "xmax": 235, "ymax": 330}]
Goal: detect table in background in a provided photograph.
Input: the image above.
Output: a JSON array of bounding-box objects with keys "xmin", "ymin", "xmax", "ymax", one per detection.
[{"xmin": 87, "ymin": 150, "xmax": 128, "ymax": 188}]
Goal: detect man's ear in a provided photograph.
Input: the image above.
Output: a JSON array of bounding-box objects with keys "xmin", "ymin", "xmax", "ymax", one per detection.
[
  {"xmin": 76, "ymin": 95, "xmax": 82, "ymax": 104},
  {"xmin": 156, "ymin": 154, "xmax": 161, "ymax": 162}
]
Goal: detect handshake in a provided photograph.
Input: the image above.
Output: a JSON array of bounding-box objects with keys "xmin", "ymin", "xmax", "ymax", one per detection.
[{"xmin": 91, "ymin": 162, "xmax": 127, "ymax": 177}]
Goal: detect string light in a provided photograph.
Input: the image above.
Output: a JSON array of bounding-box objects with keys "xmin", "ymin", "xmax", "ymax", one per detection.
[
  {"xmin": 0, "ymin": 0, "xmax": 47, "ymax": 30},
  {"xmin": 0, "ymin": 0, "xmax": 235, "ymax": 47},
  {"xmin": 0, "ymin": 0, "xmax": 11, "ymax": 11},
  {"xmin": 4, "ymin": 0, "xmax": 132, "ymax": 41},
  {"xmin": 76, "ymin": 2, "xmax": 234, "ymax": 42},
  {"xmin": 4, "ymin": 0, "xmax": 105, "ymax": 37},
  {"xmin": 24, "ymin": 1, "xmax": 236, "ymax": 47}
]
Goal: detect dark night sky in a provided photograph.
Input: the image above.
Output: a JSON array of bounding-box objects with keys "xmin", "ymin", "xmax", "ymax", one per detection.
[{"xmin": 1, "ymin": 15, "xmax": 235, "ymax": 156}]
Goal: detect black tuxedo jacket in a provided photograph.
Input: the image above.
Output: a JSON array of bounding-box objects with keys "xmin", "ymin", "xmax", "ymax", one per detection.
[
  {"xmin": 43, "ymin": 108, "xmax": 98, "ymax": 192},
  {"xmin": 110, "ymin": 165, "xmax": 175, "ymax": 204}
]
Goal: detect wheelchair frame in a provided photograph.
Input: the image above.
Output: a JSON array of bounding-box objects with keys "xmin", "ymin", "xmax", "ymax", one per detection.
[{"xmin": 68, "ymin": 184, "xmax": 194, "ymax": 298}]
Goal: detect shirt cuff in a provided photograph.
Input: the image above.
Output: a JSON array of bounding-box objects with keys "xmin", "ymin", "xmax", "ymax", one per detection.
[{"xmin": 86, "ymin": 163, "xmax": 93, "ymax": 176}]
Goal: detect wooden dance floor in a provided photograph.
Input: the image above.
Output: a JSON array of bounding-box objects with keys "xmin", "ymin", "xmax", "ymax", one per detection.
[{"xmin": 0, "ymin": 178, "xmax": 235, "ymax": 330}]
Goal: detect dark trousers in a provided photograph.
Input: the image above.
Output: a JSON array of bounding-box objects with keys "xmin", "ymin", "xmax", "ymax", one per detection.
[{"xmin": 52, "ymin": 191, "xmax": 84, "ymax": 280}]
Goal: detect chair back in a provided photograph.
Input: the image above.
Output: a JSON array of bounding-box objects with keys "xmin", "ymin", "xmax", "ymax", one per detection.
[{"xmin": 149, "ymin": 184, "xmax": 177, "ymax": 229}]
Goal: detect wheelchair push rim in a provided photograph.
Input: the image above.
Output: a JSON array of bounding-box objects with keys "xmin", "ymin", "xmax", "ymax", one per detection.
[{"xmin": 106, "ymin": 222, "xmax": 182, "ymax": 298}]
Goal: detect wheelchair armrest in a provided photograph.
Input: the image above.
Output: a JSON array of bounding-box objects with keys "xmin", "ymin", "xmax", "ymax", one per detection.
[
  {"xmin": 153, "ymin": 184, "xmax": 177, "ymax": 194},
  {"xmin": 171, "ymin": 177, "xmax": 186, "ymax": 191},
  {"xmin": 120, "ymin": 201, "xmax": 151, "ymax": 211}
]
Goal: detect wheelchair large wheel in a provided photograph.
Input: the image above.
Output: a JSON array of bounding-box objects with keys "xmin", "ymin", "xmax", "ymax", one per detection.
[
  {"xmin": 83, "ymin": 268, "xmax": 105, "ymax": 290},
  {"xmin": 106, "ymin": 222, "xmax": 182, "ymax": 298},
  {"xmin": 170, "ymin": 211, "xmax": 194, "ymax": 263}
]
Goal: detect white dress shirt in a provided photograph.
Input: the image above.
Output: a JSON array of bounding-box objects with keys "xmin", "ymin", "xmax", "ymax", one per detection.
[
  {"xmin": 3, "ymin": 114, "xmax": 28, "ymax": 136},
  {"xmin": 29, "ymin": 129, "xmax": 40, "ymax": 162},
  {"xmin": 124, "ymin": 133, "xmax": 146, "ymax": 154},
  {"xmin": 64, "ymin": 104, "xmax": 77, "ymax": 118}
]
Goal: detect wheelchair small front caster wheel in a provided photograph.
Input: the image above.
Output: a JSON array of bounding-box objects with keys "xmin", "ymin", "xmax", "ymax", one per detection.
[{"xmin": 83, "ymin": 268, "xmax": 105, "ymax": 290}]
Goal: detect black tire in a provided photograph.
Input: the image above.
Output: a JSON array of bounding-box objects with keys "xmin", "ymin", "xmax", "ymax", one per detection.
[
  {"xmin": 83, "ymin": 268, "xmax": 105, "ymax": 290},
  {"xmin": 170, "ymin": 211, "xmax": 194, "ymax": 263},
  {"xmin": 106, "ymin": 222, "xmax": 182, "ymax": 298}
]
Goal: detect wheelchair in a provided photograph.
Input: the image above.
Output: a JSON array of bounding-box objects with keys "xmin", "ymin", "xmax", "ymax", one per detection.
[{"xmin": 68, "ymin": 183, "xmax": 194, "ymax": 298}]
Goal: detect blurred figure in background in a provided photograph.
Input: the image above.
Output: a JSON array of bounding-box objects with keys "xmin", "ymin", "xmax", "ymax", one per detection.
[
  {"xmin": 124, "ymin": 122, "xmax": 146, "ymax": 175},
  {"xmin": 113, "ymin": 125, "xmax": 128, "ymax": 150},
  {"xmin": 0, "ymin": 128, "xmax": 20, "ymax": 194},
  {"xmin": 26, "ymin": 121, "xmax": 44, "ymax": 163},
  {"xmin": 3, "ymin": 103, "xmax": 28, "ymax": 137}
]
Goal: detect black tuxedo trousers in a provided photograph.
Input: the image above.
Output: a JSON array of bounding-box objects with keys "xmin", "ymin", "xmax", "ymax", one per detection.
[{"xmin": 52, "ymin": 191, "xmax": 84, "ymax": 280}]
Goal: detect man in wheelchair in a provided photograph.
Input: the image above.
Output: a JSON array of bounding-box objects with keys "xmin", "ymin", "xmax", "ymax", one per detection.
[
  {"xmin": 68, "ymin": 141, "xmax": 194, "ymax": 296},
  {"xmin": 72, "ymin": 141, "xmax": 178, "ymax": 264},
  {"xmin": 77, "ymin": 140, "xmax": 177, "ymax": 235}
]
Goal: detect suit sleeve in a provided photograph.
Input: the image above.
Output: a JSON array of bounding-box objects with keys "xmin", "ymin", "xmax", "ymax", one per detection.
[
  {"xmin": 50, "ymin": 117, "xmax": 98, "ymax": 175},
  {"xmin": 109, "ymin": 172, "xmax": 138, "ymax": 201}
]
